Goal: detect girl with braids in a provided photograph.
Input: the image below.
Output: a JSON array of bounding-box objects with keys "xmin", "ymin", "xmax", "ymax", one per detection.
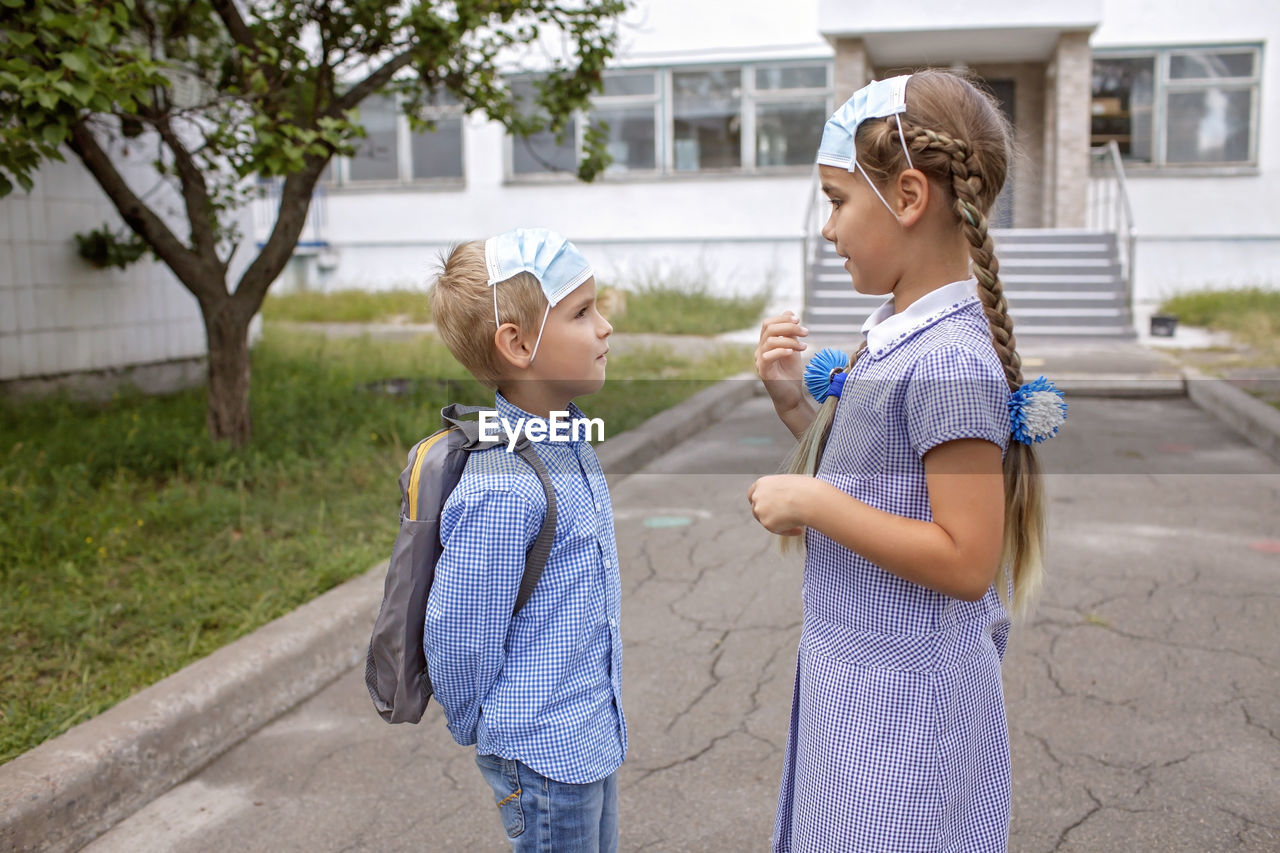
[{"xmin": 747, "ymin": 70, "xmax": 1065, "ymax": 852}]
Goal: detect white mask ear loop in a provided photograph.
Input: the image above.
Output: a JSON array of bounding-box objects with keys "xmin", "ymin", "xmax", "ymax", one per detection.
[
  {"xmin": 852, "ymin": 114, "xmax": 914, "ymax": 220},
  {"xmin": 853, "ymin": 159, "xmax": 899, "ymax": 219},
  {"xmin": 493, "ymin": 285, "xmax": 501, "ymax": 329},
  {"xmin": 894, "ymin": 113, "xmax": 914, "ymax": 170},
  {"xmin": 527, "ymin": 303, "xmax": 551, "ymax": 364}
]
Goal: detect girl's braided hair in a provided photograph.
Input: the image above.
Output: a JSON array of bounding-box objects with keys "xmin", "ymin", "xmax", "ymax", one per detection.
[{"xmin": 787, "ymin": 69, "xmax": 1044, "ymax": 616}]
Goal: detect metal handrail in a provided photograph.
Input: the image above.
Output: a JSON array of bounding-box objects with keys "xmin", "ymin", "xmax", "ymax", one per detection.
[
  {"xmin": 801, "ymin": 164, "xmax": 826, "ymax": 315},
  {"xmin": 1086, "ymin": 139, "xmax": 1137, "ymax": 311}
]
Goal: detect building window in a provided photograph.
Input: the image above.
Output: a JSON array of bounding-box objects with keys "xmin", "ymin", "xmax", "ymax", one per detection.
[
  {"xmin": 1091, "ymin": 45, "xmax": 1261, "ymax": 168},
  {"xmin": 341, "ymin": 90, "xmax": 465, "ymax": 185},
  {"xmin": 591, "ymin": 72, "xmax": 660, "ymax": 175},
  {"xmin": 348, "ymin": 93, "xmax": 400, "ymax": 182},
  {"xmin": 672, "ymin": 69, "xmax": 742, "ymax": 171},
  {"xmin": 506, "ymin": 61, "xmax": 832, "ymax": 180},
  {"xmin": 753, "ymin": 65, "xmax": 829, "ymax": 168},
  {"xmin": 409, "ymin": 89, "xmax": 465, "ymax": 180},
  {"xmin": 510, "ymin": 78, "xmax": 579, "ymax": 176}
]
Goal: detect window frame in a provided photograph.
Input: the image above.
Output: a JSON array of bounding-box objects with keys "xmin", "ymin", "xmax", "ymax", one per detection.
[
  {"xmin": 747, "ymin": 62, "xmax": 833, "ymax": 172},
  {"xmin": 592, "ymin": 70, "xmax": 663, "ymax": 177},
  {"xmin": 326, "ymin": 90, "xmax": 467, "ymax": 189},
  {"xmin": 504, "ymin": 59, "xmax": 834, "ymax": 183},
  {"xmin": 1091, "ymin": 43, "xmax": 1262, "ymax": 171}
]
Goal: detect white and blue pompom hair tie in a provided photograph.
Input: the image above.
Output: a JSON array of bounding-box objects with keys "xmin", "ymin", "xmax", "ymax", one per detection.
[
  {"xmin": 1009, "ymin": 376, "xmax": 1068, "ymax": 444},
  {"xmin": 484, "ymin": 227, "xmax": 594, "ymax": 363}
]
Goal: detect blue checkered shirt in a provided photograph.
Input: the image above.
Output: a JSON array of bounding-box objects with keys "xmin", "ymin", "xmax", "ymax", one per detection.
[{"xmin": 423, "ymin": 393, "xmax": 626, "ymax": 785}]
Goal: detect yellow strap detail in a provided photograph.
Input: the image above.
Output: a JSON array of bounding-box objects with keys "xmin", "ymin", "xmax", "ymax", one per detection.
[{"xmin": 407, "ymin": 428, "xmax": 455, "ymax": 520}]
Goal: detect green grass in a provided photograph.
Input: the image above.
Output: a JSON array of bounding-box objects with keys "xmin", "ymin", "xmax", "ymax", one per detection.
[
  {"xmin": 1159, "ymin": 287, "xmax": 1280, "ymax": 357},
  {"xmin": 262, "ymin": 288, "xmax": 433, "ymax": 324},
  {"xmin": 262, "ymin": 279, "xmax": 769, "ymax": 335},
  {"xmin": 0, "ymin": 328, "xmax": 751, "ymax": 764},
  {"xmin": 603, "ymin": 272, "xmax": 769, "ymax": 335}
]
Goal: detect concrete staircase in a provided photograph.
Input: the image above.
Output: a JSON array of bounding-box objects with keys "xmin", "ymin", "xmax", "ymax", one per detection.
[{"xmin": 803, "ymin": 229, "xmax": 1134, "ymax": 337}]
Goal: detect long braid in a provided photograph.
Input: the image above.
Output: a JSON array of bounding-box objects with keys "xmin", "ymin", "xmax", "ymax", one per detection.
[
  {"xmin": 890, "ymin": 116, "xmax": 1045, "ymax": 616},
  {"xmin": 897, "ymin": 125, "xmax": 1022, "ymax": 388}
]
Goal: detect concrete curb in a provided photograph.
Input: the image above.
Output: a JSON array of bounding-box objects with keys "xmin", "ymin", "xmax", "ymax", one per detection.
[
  {"xmin": 1053, "ymin": 375, "xmax": 1186, "ymax": 398},
  {"xmin": 0, "ymin": 374, "xmax": 766, "ymax": 853},
  {"xmin": 1183, "ymin": 367, "xmax": 1280, "ymax": 464}
]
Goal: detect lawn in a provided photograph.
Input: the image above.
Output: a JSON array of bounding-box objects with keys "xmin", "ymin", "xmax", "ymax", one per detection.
[
  {"xmin": 1159, "ymin": 287, "xmax": 1280, "ymax": 363},
  {"xmin": 0, "ymin": 327, "xmax": 753, "ymax": 764},
  {"xmin": 263, "ymin": 277, "xmax": 769, "ymax": 336}
]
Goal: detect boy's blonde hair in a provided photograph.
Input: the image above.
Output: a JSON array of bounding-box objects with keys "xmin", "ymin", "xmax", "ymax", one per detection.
[
  {"xmin": 430, "ymin": 241, "xmax": 548, "ymax": 389},
  {"xmin": 789, "ymin": 69, "xmax": 1045, "ymax": 618}
]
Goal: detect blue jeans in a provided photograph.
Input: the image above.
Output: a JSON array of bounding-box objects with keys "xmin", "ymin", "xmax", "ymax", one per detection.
[{"xmin": 474, "ymin": 753, "xmax": 619, "ymax": 853}]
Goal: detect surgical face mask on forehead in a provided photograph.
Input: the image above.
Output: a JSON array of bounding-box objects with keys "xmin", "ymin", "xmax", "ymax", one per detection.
[
  {"xmin": 485, "ymin": 227, "xmax": 594, "ymax": 364},
  {"xmin": 816, "ymin": 75, "xmax": 915, "ymax": 219}
]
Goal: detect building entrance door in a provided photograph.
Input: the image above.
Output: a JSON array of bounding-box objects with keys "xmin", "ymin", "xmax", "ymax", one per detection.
[{"xmin": 986, "ymin": 78, "xmax": 1015, "ymax": 228}]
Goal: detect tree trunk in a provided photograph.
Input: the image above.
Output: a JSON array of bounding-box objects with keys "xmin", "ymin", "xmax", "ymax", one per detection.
[{"xmin": 203, "ymin": 300, "xmax": 253, "ymax": 447}]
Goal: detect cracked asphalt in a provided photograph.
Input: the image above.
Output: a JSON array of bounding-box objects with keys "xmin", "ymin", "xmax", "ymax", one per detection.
[{"xmin": 85, "ymin": 391, "xmax": 1280, "ymax": 852}]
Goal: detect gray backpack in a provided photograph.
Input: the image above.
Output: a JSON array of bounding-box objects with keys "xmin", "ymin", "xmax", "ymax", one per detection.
[{"xmin": 365, "ymin": 403, "xmax": 557, "ymax": 724}]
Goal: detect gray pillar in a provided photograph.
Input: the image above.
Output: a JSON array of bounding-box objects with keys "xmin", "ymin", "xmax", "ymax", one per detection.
[
  {"xmin": 833, "ymin": 38, "xmax": 870, "ymax": 101},
  {"xmin": 1050, "ymin": 31, "xmax": 1092, "ymax": 228}
]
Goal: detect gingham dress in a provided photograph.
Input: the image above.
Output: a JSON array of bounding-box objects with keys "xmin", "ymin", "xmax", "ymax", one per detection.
[{"xmin": 774, "ymin": 279, "xmax": 1014, "ymax": 853}]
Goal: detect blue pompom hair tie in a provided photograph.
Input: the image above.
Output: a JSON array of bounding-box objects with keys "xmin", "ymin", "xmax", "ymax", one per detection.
[
  {"xmin": 1009, "ymin": 376, "xmax": 1067, "ymax": 444},
  {"xmin": 804, "ymin": 348, "xmax": 851, "ymax": 403}
]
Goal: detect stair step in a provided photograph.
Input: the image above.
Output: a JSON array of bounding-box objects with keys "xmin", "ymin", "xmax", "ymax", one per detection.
[
  {"xmin": 812, "ymin": 289, "xmax": 1124, "ymax": 302},
  {"xmin": 805, "ymin": 323, "xmax": 1135, "ymax": 337},
  {"xmin": 807, "ymin": 305, "xmax": 1128, "ymax": 318},
  {"xmin": 805, "ymin": 228, "xmax": 1133, "ymax": 337}
]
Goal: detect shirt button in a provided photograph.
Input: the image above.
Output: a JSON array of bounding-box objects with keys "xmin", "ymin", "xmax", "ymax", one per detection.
[{"xmin": 609, "ymin": 617, "xmax": 617, "ymax": 627}]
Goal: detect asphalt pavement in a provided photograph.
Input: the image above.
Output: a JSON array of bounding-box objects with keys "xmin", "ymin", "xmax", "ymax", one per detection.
[{"xmin": 79, "ymin": 358, "xmax": 1280, "ymax": 852}]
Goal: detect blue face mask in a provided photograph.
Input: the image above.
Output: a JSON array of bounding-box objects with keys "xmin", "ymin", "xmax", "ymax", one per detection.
[
  {"xmin": 484, "ymin": 227, "xmax": 594, "ymax": 364},
  {"xmin": 816, "ymin": 75, "xmax": 915, "ymax": 218}
]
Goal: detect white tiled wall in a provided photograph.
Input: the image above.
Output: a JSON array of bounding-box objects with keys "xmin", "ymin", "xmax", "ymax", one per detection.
[{"xmin": 0, "ymin": 155, "xmax": 217, "ymax": 382}]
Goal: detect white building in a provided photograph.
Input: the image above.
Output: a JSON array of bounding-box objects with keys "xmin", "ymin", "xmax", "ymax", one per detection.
[
  {"xmin": 3, "ymin": 0, "xmax": 1274, "ymax": 385},
  {"xmin": 274, "ymin": 0, "xmax": 1275, "ymax": 336},
  {"xmin": 0, "ymin": 156, "xmax": 212, "ymax": 392}
]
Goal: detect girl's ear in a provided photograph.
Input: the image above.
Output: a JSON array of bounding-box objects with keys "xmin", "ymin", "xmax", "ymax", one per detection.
[
  {"xmin": 895, "ymin": 169, "xmax": 931, "ymax": 227},
  {"xmin": 494, "ymin": 322, "xmax": 532, "ymax": 370}
]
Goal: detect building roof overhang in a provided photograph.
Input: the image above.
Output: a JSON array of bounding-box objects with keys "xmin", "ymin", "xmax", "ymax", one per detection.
[{"xmin": 819, "ymin": 0, "xmax": 1101, "ymax": 65}]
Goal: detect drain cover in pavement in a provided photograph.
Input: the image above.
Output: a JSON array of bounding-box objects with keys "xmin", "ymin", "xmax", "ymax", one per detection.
[{"xmin": 643, "ymin": 516, "xmax": 693, "ymax": 528}]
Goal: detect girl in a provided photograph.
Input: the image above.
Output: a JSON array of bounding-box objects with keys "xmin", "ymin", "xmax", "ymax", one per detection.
[{"xmin": 748, "ymin": 70, "xmax": 1065, "ymax": 852}]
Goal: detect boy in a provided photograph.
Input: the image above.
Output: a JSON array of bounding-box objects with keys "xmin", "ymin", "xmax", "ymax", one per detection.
[{"xmin": 425, "ymin": 228, "xmax": 624, "ymax": 852}]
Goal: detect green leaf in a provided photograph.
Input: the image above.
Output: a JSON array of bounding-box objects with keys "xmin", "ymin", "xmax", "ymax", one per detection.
[
  {"xmin": 41, "ymin": 123, "xmax": 67, "ymax": 147},
  {"xmin": 69, "ymin": 82, "xmax": 95, "ymax": 107},
  {"xmin": 60, "ymin": 52, "xmax": 91, "ymax": 76}
]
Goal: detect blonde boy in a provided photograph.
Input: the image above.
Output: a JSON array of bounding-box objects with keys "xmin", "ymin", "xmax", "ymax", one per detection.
[{"xmin": 425, "ymin": 228, "xmax": 623, "ymax": 852}]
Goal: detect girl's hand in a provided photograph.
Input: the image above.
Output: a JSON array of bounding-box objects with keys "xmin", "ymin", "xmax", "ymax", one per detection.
[
  {"xmin": 747, "ymin": 474, "xmax": 818, "ymax": 537},
  {"xmin": 754, "ymin": 312, "xmax": 808, "ymax": 412}
]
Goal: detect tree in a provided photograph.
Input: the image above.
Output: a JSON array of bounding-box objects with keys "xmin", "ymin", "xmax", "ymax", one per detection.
[{"xmin": 0, "ymin": 0, "xmax": 626, "ymax": 446}]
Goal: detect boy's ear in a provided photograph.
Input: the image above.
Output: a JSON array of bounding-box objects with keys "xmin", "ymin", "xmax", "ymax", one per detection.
[
  {"xmin": 895, "ymin": 168, "xmax": 930, "ymax": 227},
  {"xmin": 493, "ymin": 322, "xmax": 533, "ymax": 371}
]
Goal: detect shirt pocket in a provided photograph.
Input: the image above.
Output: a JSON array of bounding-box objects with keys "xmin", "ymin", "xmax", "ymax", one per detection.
[{"xmin": 821, "ymin": 401, "xmax": 887, "ymax": 481}]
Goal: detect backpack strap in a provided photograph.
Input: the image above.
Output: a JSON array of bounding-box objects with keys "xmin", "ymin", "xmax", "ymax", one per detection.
[
  {"xmin": 438, "ymin": 403, "xmax": 558, "ymax": 616},
  {"xmin": 509, "ymin": 442, "xmax": 557, "ymax": 615}
]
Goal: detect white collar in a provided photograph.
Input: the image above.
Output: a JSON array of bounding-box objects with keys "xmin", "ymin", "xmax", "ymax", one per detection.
[{"xmin": 860, "ymin": 278, "xmax": 980, "ymax": 358}]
